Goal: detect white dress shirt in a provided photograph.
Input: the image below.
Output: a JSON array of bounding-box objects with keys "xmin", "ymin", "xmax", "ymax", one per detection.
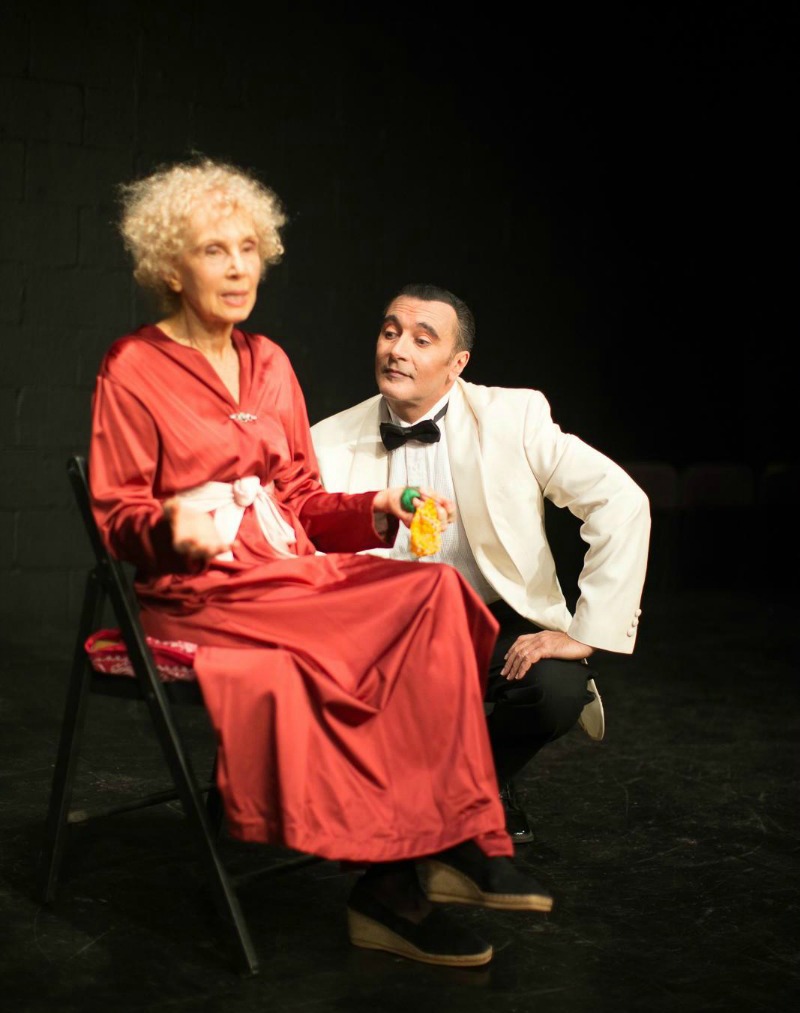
[{"xmin": 384, "ymin": 395, "xmax": 499, "ymax": 604}]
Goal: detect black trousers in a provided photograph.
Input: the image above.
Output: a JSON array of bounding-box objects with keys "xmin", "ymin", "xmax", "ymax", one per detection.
[{"xmin": 485, "ymin": 600, "xmax": 597, "ymax": 784}]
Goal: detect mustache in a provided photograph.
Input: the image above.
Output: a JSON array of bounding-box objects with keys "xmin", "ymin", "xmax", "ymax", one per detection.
[{"xmin": 380, "ymin": 363, "xmax": 412, "ymax": 378}]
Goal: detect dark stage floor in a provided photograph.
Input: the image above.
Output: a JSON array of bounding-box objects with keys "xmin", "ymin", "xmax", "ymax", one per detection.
[{"xmin": 1, "ymin": 586, "xmax": 798, "ymax": 1013}]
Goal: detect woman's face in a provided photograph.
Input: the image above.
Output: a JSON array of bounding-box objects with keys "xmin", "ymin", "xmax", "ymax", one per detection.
[{"xmin": 166, "ymin": 202, "xmax": 262, "ymax": 329}]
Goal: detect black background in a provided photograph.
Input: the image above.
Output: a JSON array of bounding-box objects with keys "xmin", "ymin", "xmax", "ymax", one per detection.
[
  {"xmin": 237, "ymin": 4, "xmax": 796, "ymax": 470},
  {"xmin": 1, "ymin": 0, "xmax": 797, "ymax": 651}
]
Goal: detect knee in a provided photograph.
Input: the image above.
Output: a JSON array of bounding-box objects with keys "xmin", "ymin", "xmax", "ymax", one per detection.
[
  {"xmin": 488, "ymin": 660, "xmax": 593, "ymax": 742},
  {"xmin": 489, "ymin": 694, "xmax": 582, "ymax": 744}
]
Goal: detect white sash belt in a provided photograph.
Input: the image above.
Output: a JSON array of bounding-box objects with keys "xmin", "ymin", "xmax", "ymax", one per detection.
[{"xmin": 175, "ymin": 476, "xmax": 297, "ymax": 560}]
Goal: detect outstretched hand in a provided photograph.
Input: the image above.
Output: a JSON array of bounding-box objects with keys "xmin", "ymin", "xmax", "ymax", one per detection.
[
  {"xmin": 501, "ymin": 630, "xmax": 595, "ymax": 680},
  {"xmin": 372, "ymin": 487, "xmax": 456, "ymax": 529},
  {"xmin": 163, "ymin": 497, "xmax": 235, "ymax": 565}
]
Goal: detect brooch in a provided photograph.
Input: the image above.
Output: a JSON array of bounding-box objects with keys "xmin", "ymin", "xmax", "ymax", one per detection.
[{"xmin": 229, "ymin": 412, "xmax": 258, "ymax": 423}]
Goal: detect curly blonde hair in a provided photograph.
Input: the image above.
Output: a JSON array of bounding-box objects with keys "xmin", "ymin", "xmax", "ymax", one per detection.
[{"xmin": 118, "ymin": 155, "xmax": 287, "ymax": 310}]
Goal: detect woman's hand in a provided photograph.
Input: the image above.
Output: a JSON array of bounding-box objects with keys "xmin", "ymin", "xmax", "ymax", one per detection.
[
  {"xmin": 163, "ymin": 498, "xmax": 234, "ymax": 564},
  {"xmin": 372, "ymin": 487, "xmax": 456, "ymax": 529},
  {"xmin": 501, "ymin": 630, "xmax": 595, "ymax": 680}
]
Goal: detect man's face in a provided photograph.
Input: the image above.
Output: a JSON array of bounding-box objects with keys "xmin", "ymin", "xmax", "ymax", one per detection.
[{"xmin": 375, "ymin": 296, "xmax": 470, "ymax": 422}]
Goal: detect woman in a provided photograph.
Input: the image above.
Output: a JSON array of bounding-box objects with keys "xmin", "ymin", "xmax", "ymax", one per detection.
[{"xmin": 89, "ymin": 156, "xmax": 553, "ymax": 968}]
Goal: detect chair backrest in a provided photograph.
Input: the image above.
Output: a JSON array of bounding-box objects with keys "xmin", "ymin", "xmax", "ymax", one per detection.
[
  {"xmin": 67, "ymin": 454, "xmax": 174, "ymax": 700},
  {"xmin": 68, "ymin": 455, "xmax": 138, "ymax": 613}
]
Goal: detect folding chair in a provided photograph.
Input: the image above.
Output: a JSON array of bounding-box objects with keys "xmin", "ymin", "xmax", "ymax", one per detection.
[{"xmin": 39, "ymin": 454, "xmax": 318, "ymax": 975}]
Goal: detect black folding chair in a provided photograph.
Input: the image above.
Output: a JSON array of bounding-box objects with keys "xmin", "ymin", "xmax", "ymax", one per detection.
[{"xmin": 39, "ymin": 454, "xmax": 318, "ymax": 975}]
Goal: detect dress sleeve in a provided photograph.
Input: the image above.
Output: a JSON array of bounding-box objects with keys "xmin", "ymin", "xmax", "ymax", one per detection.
[
  {"xmin": 89, "ymin": 374, "xmax": 191, "ymax": 575},
  {"xmin": 270, "ymin": 355, "xmax": 398, "ymax": 553}
]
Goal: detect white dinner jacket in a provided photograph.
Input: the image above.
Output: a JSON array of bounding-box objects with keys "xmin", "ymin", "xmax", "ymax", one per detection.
[{"xmin": 311, "ymin": 379, "xmax": 652, "ymax": 738}]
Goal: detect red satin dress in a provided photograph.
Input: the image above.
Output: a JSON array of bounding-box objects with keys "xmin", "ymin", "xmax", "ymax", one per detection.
[{"xmin": 89, "ymin": 326, "xmax": 511, "ymax": 862}]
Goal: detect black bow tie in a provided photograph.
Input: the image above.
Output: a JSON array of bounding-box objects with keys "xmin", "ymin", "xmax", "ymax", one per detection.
[{"xmin": 379, "ymin": 404, "xmax": 448, "ymax": 452}]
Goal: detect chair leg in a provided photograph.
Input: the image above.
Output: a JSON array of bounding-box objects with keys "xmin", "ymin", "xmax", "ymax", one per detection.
[
  {"xmin": 206, "ymin": 752, "xmax": 225, "ymax": 838},
  {"xmin": 39, "ymin": 571, "xmax": 104, "ymax": 904},
  {"xmin": 138, "ymin": 683, "xmax": 261, "ymax": 975}
]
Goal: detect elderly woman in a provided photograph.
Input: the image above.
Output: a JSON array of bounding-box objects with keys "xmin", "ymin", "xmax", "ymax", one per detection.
[{"xmin": 88, "ymin": 156, "xmax": 553, "ymax": 968}]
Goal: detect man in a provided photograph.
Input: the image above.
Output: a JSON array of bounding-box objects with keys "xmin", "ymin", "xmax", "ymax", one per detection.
[{"xmin": 310, "ymin": 283, "xmax": 651, "ymax": 844}]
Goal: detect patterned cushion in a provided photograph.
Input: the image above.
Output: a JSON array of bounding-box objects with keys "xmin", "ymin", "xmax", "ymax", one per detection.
[{"xmin": 85, "ymin": 628, "xmax": 198, "ymax": 682}]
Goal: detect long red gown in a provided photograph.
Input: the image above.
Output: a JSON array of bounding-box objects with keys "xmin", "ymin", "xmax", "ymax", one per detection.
[{"xmin": 89, "ymin": 325, "xmax": 511, "ymax": 861}]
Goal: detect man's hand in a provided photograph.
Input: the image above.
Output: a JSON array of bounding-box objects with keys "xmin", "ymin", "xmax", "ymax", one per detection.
[
  {"xmin": 501, "ymin": 630, "xmax": 595, "ymax": 680},
  {"xmin": 372, "ymin": 486, "xmax": 455, "ymax": 528},
  {"xmin": 164, "ymin": 498, "xmax": 234, "ymax": 564}
]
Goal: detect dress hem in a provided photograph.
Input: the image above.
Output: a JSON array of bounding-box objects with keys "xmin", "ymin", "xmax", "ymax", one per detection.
[{"xmin": 224, "ymin": 809, "xmax": 513, "ymax": 861}]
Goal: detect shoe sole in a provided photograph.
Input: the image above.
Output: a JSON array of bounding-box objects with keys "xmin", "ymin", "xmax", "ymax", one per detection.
[
  {"xmin": 420, "ymin": 861, "xmax": 554, "ymax": 913},
  {"xmin": 347, "ymin": 908, "xmax": 493, "ymax": 967}
]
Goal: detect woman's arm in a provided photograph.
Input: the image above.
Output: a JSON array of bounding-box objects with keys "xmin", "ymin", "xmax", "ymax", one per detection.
[{"xmin": 89, "ymin": 375, "xmax": 202, "ymax": 574}]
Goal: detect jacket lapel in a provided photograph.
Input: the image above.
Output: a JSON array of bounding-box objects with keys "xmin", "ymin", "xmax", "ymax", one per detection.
[
  {"xmin": 347, "ymin": 397, "xmax": 391, "ymax": 491},
  {"xmin": 446, "ymin": 381, "xmax": 525, "ymax": 586},
  {"xmin": 445, "ymin": 382, "xmax": 488, "ymax": 532}
]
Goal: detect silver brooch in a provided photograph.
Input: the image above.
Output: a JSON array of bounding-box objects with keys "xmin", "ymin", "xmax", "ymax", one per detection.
[{"xmin": 229, "ymin": 412, "xmax": 258, "ymax": 423}]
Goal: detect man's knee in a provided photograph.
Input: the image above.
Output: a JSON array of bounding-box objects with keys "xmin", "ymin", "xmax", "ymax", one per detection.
[{"xmin": 486, "ymin": 658, "xmax": 595, "ymax": 743}]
